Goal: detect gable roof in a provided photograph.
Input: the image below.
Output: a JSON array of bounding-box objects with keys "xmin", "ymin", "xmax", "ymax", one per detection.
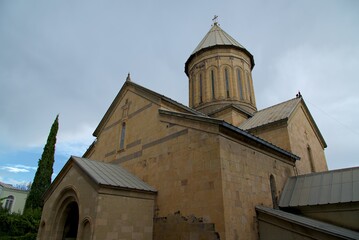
[
  {"xmin": 240, "ymin": 97, "xmax": 301, "ymax": 130},
  {"xmin": 93, "ymin": 80, "xmax": 206, "ymax": 137},
  {"xmin": 240, "ymin": 97, "xmax": 327, "ymax": 148},
  {"xmin": 45, "ymin": 156, "xmax": 156, "ymax": 201},
  {"xmin": 71, "ymin": 156, "xmax": 156, "ymax": 192},
  {"xmin": 279, "ymin": 166, "xmax": 359, "ymax": 208},
  {"xmin": 159, "ymin": 109, "xmax": 299, "ymax": 162}
]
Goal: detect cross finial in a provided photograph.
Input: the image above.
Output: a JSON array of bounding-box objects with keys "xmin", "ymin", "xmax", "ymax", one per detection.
[
  {"xmin": 212, "ymin": 15, "xmax": 218, "ymax": 25},
  {"xmin": 126, "ymin": 72, "xmax": 131, "ymax": 82}
]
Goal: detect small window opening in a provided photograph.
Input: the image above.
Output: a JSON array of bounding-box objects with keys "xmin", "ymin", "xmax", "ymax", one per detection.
[
  {"xmin": 225, "ymin": 68, "xmax": 230, "ymax": 98},
  {"xmin": 211, "ymin": 70, "xmax": 215, "ymax": 99},
  {"xmin": 199, "ymin": 73, "xmax": 203, "ymax": 103},
  {"xmin": 237, "ymin": 69, "xmax": 243, "ymax": 100},
  {"xmin": 120, "ymin": 122, "xmax": 126, "ymax": 150}
]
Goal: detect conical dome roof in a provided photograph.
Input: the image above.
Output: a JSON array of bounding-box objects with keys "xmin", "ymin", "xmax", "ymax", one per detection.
[
  {"xmin": 191, "ymin": 23, "xmax": 245, "ymax": 54},
  {"xmin": 185, "ymin": 23, "xmax": 254, "ymax": 75}
]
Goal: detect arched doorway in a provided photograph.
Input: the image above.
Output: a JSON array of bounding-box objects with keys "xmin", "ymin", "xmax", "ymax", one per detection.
[{"xmin": 61, "ymin": 201, "xmax": 79, "ymax": 240}]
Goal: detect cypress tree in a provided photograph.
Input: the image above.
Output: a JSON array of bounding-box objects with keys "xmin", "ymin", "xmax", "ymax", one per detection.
[{"xmin": 25, "ymin": 115, "xmax": 59, "ymax": 211}]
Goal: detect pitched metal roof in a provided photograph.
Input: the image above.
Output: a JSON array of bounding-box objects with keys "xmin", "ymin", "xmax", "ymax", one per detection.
[
  {"xmin": 191, "ymin": 23, "xmax": 245, "ymax": 55},
  {"xmin": 72, "ymin": 156, "xmax": 156, "ymax": 193},
  {"xmin": 159, "ymin": 109, "xmax": 299, "ymax": 161},
  {"xmin": 279, "ymin": 167, "xmax": 359, "ymax": 207},
  {"xmin": 240, "ymin": 97, "xmax": 301, "ymax": 130},
  {"xmin": 256, "ymin": 205, "xmax": 359, "ymax": 239}
]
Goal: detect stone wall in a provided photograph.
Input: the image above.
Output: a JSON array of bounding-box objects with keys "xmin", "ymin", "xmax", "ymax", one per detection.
[
  {"xmin": 154, "ymin": 212, "xmax": 220, "ymax": 240},
  {"xmin": 288, "ymin": 105, "xmax": 328, "ymax": 174},
  {"xmin": 219, "ymin": 136, "xmax": 295, "ymax": 240},
  {"xmin": 39, "ymin": 164, "xmax": 155, "ymax": 240}
]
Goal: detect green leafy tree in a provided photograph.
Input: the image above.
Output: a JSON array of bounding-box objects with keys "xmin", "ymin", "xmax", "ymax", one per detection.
[{"xmin": 25, "ymin": 115, "xmax": 59, "ymax": 211}]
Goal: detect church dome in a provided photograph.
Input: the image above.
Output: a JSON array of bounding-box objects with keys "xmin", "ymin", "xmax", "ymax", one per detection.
[
  {"xmin": 185, "ymin": 23, "xmax": 254, "ymax": 76},
  {"xmin": 185, "ymin": 22, "xmax": 257, "ymax": 117}
]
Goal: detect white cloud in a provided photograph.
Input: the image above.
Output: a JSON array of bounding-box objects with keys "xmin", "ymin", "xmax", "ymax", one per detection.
[
  {"xmin": 56, "ymin": 124, "xmax": 95, "ymax": 157},
  {"xmin": 0, "ymin": 164, "xmax": 37, "ymax": 174},
  {"xmin": 14, "ymin": 164, "xmax": 37, "ymax": 171},
  {"xmin": 1, "ymin": 166, "xmax": 29, "ymax": 173},
  {"xmin": 5, "ymin": 178, "xmax": 31, "ymax": 186}
]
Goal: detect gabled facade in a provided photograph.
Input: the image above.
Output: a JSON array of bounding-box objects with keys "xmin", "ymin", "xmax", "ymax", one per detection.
[
  {"xmin": 81, "ymin": 78, "xmax": 298, "ymax": 239},
  {"xmin": 38, "ymin": 22, "xmax": 345, "ymax": 240},
  {"xmin": 241, "ymin": 97, "xmax": 328, "ymax": 175},
  {"xmin": 39, "ymin": 156, "xmax": 156, "ymax": 240}
]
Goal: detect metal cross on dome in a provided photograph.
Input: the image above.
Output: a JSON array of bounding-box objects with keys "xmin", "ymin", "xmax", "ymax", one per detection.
[{"xmin": 212, "ymin": 15, "xmax": 219, "ymax": 25}]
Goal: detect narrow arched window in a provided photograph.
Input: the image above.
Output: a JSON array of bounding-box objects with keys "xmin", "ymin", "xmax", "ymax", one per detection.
[
  {"xmin": 199, "ymin": 73, "xmax": 203, "ymax": 103},
  {"xmin": 237, "ymin": 69, "xmax": 243, "ymax": 100},
  {"xmin": 269, "ymin": 175, "xmax": 278, "ymax": 209},
  {"xmin": 120, "ymin": 122, "xmax": 126, "ymax": 150},
  {"xmin": 4, "ymin": 195, "xmax": 14, "ymax": 212},
  {"xmin": 246, "ymin": 72, "xmax": 252, "ymax": 103},
  {"xmin": 211, "ymin": 70, "xmax": 215, "ymax": 99},
  {"xmin": 307, "ymin": 145, "xmax": 315, "ymax": 172},
  {"xmin": 225, "ymin": 68, "xmax": 230, "ymax": 98},
  {"xmin": 191, "ymin": 76, "xmax": 195, "ymax": 106}
]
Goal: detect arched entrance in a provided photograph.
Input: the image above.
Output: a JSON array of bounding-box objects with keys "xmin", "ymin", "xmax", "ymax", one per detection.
[
  {"xmin": 50, "ymin": 187, "xmax": 80, "ymax": 240},
  {"xmin": 62, "ymin": 201, "xmax": 79, "ymax": 240}
]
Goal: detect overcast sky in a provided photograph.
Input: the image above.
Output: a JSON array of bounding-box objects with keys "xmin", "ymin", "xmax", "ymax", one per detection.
[{"xmin": 0, "ymin": 0, "xmax": 358, "ymax": 186}]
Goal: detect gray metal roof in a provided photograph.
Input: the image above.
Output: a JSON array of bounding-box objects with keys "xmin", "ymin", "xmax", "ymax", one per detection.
[
  {"xmin": 72, "ymin": 156, "xmax": 156, "ymax": 192},
  {"xmin": 279, "ymin": 167, "xmax": 359, "ymax": 207},
  {"xmin": 256, "ymin": 205, "xmax": 359, "ymax": 239},
  {"xmin": 185, "ymin": 23, "xmax": 254, "ymax": 75},
  {"xmin": 159, "ymin": 109, "xmax": 299, "ymax": 161},
  {"xmin": 191, "ymin": 23, "xmax": 245, "ymax": 55},
  {"xmin": 240, "ymin": 97, "xmax": 301, "ymax": 130}
]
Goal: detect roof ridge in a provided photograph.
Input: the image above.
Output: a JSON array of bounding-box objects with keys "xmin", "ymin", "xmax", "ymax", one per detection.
[
  {"xmin": 72, "ymin": 156, "xmax": 157, "ymax": 192},
  {"xmin": 129, "ymin": 80, "xmax": 207, "ymax": 116},
  {"xmin": 223, "ymin": 122, "xmax": 299, "ymax": 160},
  {"xmin": 290, "ymin": 165, "xmax": 359, "ymax": 179},
  {"xmin": 255, "ymin": 97, "xmax": 301, "ymax": 113}
]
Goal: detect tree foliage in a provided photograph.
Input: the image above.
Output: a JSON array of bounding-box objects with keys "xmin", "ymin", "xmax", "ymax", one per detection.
[
  {"xmin": 0, "ymin": 206, "xmax": 41, "ymax": 240},
  {"xmin": 25, "ymin": 115, "xmax": 59, "ymax": 211}
]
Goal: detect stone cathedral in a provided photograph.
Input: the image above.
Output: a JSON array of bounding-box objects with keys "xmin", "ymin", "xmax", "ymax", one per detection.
[{"xmin": 38, "ymin": 22, "xmax": 359, "ymax": 240}]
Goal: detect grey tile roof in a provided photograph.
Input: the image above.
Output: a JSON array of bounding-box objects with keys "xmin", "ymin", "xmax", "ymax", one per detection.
[
  {"xmin": 191, "ymin": 23, "xmax": 245, "ymax": 55},
  {"xmin": 279, "ymin": 167, "xmax": 359, "ymax": 207},
  {"xmin": 240, "ymin": 97, "xmax": 301, "ymax": 130},
  {"xmin": 256, "ymin": 205, "xmax": 359, "ymax": 239},
  {"xmin": 72, "ymin": 156, "xmax": 156, "ymax": 193}
]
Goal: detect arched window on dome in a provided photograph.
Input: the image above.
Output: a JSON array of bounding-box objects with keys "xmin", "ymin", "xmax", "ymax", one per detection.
[
  {"xmin": 225, "ymin": 68, "xmax": 230, "ymax": 98},
  {"xmin": 199, "ymin": 73, "xmax": 203, "ymax": 103},
  {"xmin": 237, "ymin": 69, "xmax": 243, "ymax": 100},
  {"xmin": 211, "ymin": 69, "xmax": 215, "ymax": 99},
  {"xmin": 246, "ymin": 71, "xmax": 252, "ymax": 103},
  {"xmin": 191, "ymin": 74, "xmax": 195, "ymax": 107}
]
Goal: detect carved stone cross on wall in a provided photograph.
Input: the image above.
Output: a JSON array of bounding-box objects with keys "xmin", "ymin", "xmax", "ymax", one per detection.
[{"xmin": 122, "ymin": 99, "xmax": 130, "ymax": 119}]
